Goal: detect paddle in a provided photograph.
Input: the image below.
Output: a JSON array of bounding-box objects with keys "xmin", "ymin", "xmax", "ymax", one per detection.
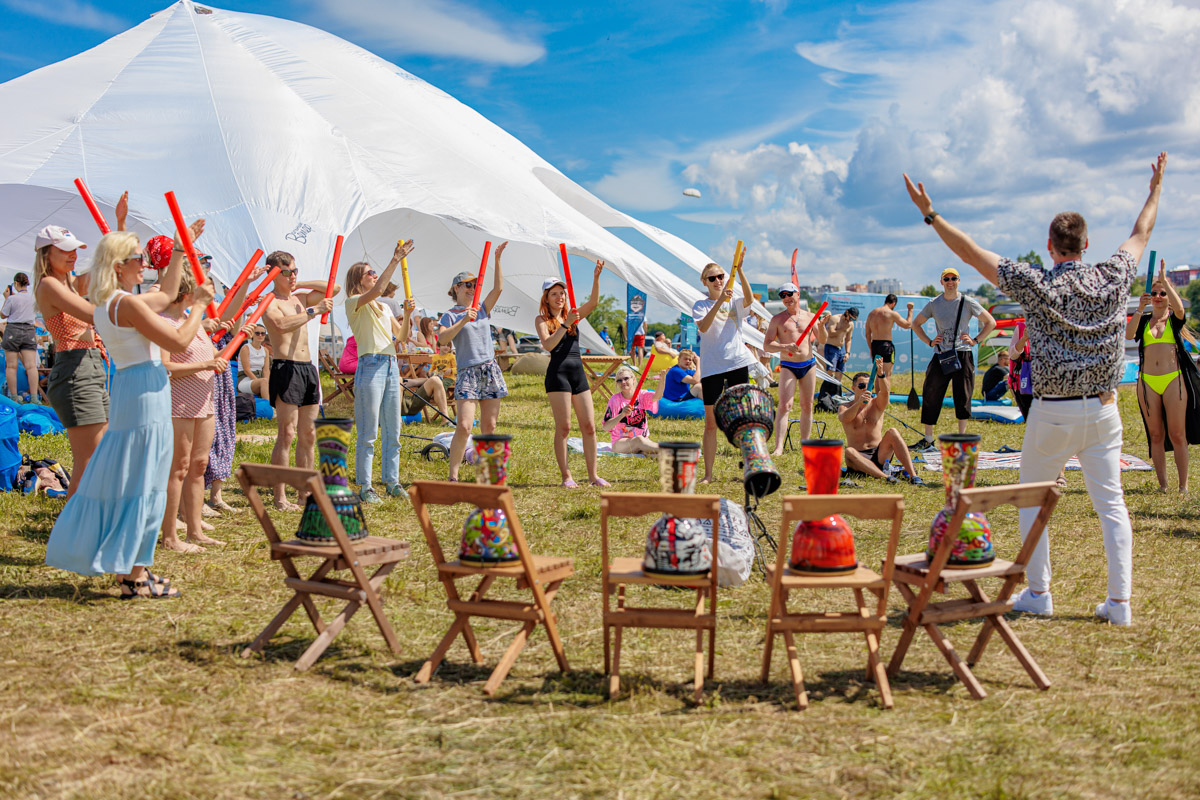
[{"xmin": 906, "ymin": 327, "xmax": 920, "ymax": 409}]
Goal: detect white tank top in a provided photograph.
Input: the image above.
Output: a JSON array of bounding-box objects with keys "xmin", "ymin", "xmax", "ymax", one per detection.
[
  {"xmin": 245, "ymin": 342, "xmax": 266, "ymax": 373},
  {"xmin": 93, "ymin": 291, "xmax": 160, "ymax": 367}
]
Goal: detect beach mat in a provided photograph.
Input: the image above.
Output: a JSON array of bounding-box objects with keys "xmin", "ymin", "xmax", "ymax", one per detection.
[
  {"xmin": 920, "ymin": 448, "xmax": 1152, "ymax": 473},
  {"xmin": 566, "ymin": 437, "xmax": 649, "ymax": 458}
]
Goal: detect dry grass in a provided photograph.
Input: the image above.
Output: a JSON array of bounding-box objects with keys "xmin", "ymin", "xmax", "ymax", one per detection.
[{"xmin": 2, "ymin": 373, "xmax": 1198, "ymax": 799}]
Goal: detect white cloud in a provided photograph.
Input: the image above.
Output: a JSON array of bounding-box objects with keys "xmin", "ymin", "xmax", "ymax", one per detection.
[
  {"xmin": 1, "ymin": 0, "xmax": 125, "ymax": 33},
  {"xmin": 589, "ymin": 158, "xmax": 686, "ymax": 213},
  {"xmin": 305, "ymin": 0, "xmax": 545, "ymax": 67}
]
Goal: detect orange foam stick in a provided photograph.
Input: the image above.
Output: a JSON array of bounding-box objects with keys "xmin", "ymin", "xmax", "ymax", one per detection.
[
  {"xmin": 628, "ymin": 354, "xmax": 656, "ymax": 407},
  {"xmin": 211, "ymin": 266, "xmax": 280, "ymax": 341},
  {"xmin": 212, "ymin": 249, "xmax": 263, "ymax": 321},
  {"xmin": 217, "ymin": 292, "xmax": 274, "ymax": 363},
  {"xmin": 73, "ymin": 178, "xmax": 111, "ymax": 234},
  {"xmin": 790, "ymin": 248, "xmax": 799, "ymax": 287},
  {"xmin": 471, "ymin": 242, "xmax": 492, "ymax": 310},
  {"xmin": 795, "ymin": 301, "xmax": 828, "ymax": 345},
  {"xmin": 321, "ymin": 235, "xmax": 344, "ymax": 324},
  {"xmin": 164, "ymin": 191, "xmax": 217, "ymax": 318},
  {"xmin": 559, "ymin": 243, "xmax": 576, "ymax": 309}
]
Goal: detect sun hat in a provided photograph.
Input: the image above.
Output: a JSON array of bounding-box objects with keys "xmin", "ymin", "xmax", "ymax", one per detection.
[{"xmin": 34, "ymin": 225, "xmax": 87, "ymax": 252}]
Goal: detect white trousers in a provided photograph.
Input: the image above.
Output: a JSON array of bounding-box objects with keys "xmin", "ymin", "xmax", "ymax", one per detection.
[{"xmin": 1018, "ymin": 397, "xmax": 1132, "ymax": 600}]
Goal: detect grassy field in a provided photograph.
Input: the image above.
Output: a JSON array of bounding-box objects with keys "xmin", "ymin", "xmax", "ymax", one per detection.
[{"xmin": 2, "ymin": 371, "xmax": 1198, "ymax": 799}]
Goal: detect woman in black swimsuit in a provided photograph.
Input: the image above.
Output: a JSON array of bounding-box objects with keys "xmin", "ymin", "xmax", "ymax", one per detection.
[{"xmin": 535, "ymin": 259, "xmax": 606, "ymax": 488}]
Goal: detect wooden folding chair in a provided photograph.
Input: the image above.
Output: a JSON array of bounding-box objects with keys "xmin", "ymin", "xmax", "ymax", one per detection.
[
  {"xmin": 887, "ymin": 481, "xmax": 1061, "ymax": 699},
  {"xmin": 236, "ymin": 463, "xmax": 410, "ymax": 670},
  {"xmin": 762, "ymin": 494, "xmax": 905, "ymax": 710},
  {"xmin": 601, "ymin": 492, "xmax": 721, "ymax": 702},
  {"xmin": 410, "ymin": 481, "xmax": 572, "ymax": 695},
  {"xmin": 318, "ymin": 351, "xmax": 355, "ymax": 405}
]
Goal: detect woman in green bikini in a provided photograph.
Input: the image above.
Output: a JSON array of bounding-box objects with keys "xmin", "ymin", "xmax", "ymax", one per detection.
[{"xmin": 1126, "ymin": 272, "xmax": 1200, "ymax": 493}]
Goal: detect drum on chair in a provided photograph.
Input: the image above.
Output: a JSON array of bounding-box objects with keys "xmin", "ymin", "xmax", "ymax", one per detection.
[{"xmin": 713, "ymin": 383, "xmax": 781, "ymax": 498}]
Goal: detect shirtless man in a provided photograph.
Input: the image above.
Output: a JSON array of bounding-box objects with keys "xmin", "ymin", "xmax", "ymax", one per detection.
[
  {"xmin": 261, "ymin": 250, "xmax": 340, "ymax": 510},
  {"xmin": 838, "ymin": 356, "xmax": 927, "ymax": 486},
  {"xmin": 763, "ymin": 283, "xmax": 827, "ymax": 455},
  {"xmin": 864, "ymin": 294, "xmax": 914, "ymax": 377},
  {"xmin": 822, "ymin": 306, "xmax": 858, "ymax": 388}
]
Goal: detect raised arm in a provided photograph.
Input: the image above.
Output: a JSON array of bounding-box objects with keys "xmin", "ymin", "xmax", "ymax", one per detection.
[
  {"xmin": 146, "ymin": 218, "xmax": 205, "ymax": 315},
  {"xmin": 356, "ymin": 240, "xmax": 413, "ymax": 311},
  {"xmin": 1159, "ymin": 272, "xmax": 1186, "ymax": 321},
  {"xmin": 576, "ymin": 260, "xmax": 605, "ymax": 317},
  {"xmin": 872, "ymin": 357, "xmax": 890, "ymax": 411},
  {"xmin": 737, "ymin": 264, "xmax": 754, "ymax": 310},
  {"xmin": 35, "ymin": 279, "xmax": 96, "ymax": 325},
  {"xmin": 1118, "ymin": 152, "xmax": 1167, "ymax": 263},
  {"xmin": 481, "ymin": 241, "xmax": 506, "ymax": 314},
  {"xmin": 1125, "ymin": 296, "xmax": 1149, "ymax": 340},
  {"xmin": 904, "ymin": 174, "xmax": 1003, "ymax": 286},
  {"xmin": 895, "ymin": 302, "xmax": 915, "ymax": 330},
  {"xmin": 117, "ymin": 281, "xmax": 214, "ymax": 353}
]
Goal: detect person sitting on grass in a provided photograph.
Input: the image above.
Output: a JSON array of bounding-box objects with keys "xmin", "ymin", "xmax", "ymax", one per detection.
[
  {"xmin": 981, "ymin": 351, "xmax": 1011, "ymax": 401},
  {"xmin": 663, "ymin": 349, "xmax": 701, "ymax": 401},
  {"xmin": 838, "ymin": 357, "xmax": 928, "ymax": 486},
  {"xmin": 602, "ymin": 365, "xmax": 667, "ymax": 455}
]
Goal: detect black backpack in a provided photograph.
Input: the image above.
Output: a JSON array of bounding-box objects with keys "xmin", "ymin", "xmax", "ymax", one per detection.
[{"xmin": 235, "ymin": 393, "xmax": 257, "ymax": 423}]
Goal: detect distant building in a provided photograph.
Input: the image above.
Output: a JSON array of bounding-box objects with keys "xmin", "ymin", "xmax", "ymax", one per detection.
[
  {"xmin": 818, "ymin": 284, "xmax": 840, "ymax": 294},
  {"xmin": 796, "ymin": 285, "xmax": 818, "ymax": 295},
  {"xmin": 846, "ymin": 283, "xmax": 868, "ymax": 293},
  {"xmin": 867, "ymin": 278, "xmax": 904, "ymax": 295},
  {"xmin": 1167, "ymin": 265, "xmax": 1199, "ymax": 287}
]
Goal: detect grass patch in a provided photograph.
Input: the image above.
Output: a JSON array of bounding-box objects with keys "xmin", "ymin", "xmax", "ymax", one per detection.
[{"xmin": 1, "ymin": 374, "xmax": 1198, "ymax": 799}]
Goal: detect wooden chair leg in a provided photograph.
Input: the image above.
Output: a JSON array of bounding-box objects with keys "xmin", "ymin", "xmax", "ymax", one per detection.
[
  {"xmin": 783, "ymin": 631, "xmax": 807, "ymax": 710},
  {"xmin": 865, "ymin": 628, "xmax": 894, "ymax": 709},
  {"xmin": 760, "ymin": 621, "xmax": 776, "ymax": 684},
  {"xmin": 608, "ymin": 625, "xmax": 623, "ymax": 698},
  {"xmin": 887, "ymin": 581, "xmax": 923, "ymax": 677},
  {"xmin": 988, "ymin": 614, "xmax": 1051, "ymax": 690},
  {"xmin": 415, "ymin": 615, "xmax": 468, "ymax": 683},
  {"xmin": 923, "ymin": 623, "xmax": 987, "ymax": 700},
  {"xmin": 694, "ymin": 628, "xmax": 705, "ymax": 703},
  {"xmin": 460, "ymin": 620, "xmax": 484, "ymax": 663},
  {"xmin": 362, "ymin": 563, "xmax": 402, "ymax": 655},
  {"xmin": 484, "ymin": 621, "xmax": 534, "ymax": 696},
  {"xmin": 537, "ymin": 580, "xmax": 570, "ymax": 673},
  {"xmin": 295, "ymin": 597, "xmax": 363, "ymax": 671}
]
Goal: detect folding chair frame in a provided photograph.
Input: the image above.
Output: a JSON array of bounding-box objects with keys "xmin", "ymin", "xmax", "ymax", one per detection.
[
  {"xmin": 886, "ymin": 481, "xmax": 1061, "ymax": 699},
  {"xmin": 318, "ymin": 351, "xmax": 355, "ymax": 406}
]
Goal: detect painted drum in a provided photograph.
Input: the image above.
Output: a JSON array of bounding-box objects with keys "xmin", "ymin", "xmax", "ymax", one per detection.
[
  {"xmin": 297, "ymin": 418, "xmax": 369, "ymax": 544},
  {"xmin": 713, "ymin": 383, "xmax": 781, "ymax": 498},
  {"xmin": 460, "ymin": 433, "xmax": 519, "ymax": 564},
  {"xmin": 927, "ymin": 433, "xmax": 995, "ymax": 569}
]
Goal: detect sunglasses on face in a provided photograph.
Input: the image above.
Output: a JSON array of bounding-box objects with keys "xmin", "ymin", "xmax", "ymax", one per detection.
[
  {"xmin": 705, "ymin": 273, "xmax": 725, "ymax": 283},
  {"xmin": 856, "ymin": 382, "xmax": 868, "ymax": 390},
  {"xmin": 1150, "ymin": 291, "xmax": 1167, "ymax": 297},
  {"xmin": 942, "ymin": 276, "xmax": 958, "ymax": 282},
  {"xmin": 124, "ymin": 254, "xmax": 147, "ymax": 266},
  {"xmin": 254, "ymin": 331, "xmax": 266, "ymax": 336},
  {"xmin": 779, "ymin": 291, "xmax": 795, "ymax": 298},
  {"xmin": 365, "ymin": 269, "xmax": 377, "ymax": 278},
  {"xmin": 616, "ymin": 377, "xmax": 634, "ymax": 384},
  {"xmin": 457, "ymin": 280, "xmax": 476, "ymax": 289},
  {"xmin": 278, "ymin": 268, "xmax": 298, "ymax": 277}
]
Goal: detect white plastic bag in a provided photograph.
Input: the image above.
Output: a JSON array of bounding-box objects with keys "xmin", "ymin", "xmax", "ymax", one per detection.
[{"xmin": 697, "ymin": 498, "xmax": 755, "ymax": 587}]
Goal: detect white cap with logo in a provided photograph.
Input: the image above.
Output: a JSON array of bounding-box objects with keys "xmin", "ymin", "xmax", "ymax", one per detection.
[{"xmin": 34, "ymin": 225, "xmax": 88, "ymax": 252}]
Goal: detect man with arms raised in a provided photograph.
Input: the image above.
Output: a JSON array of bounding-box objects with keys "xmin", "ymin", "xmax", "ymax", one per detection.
[
  {"xmin": 903, "ymin": 151, "xmax": 1168, "ymax": 627},
  {"xmin": 262, "ymin": 250, "xmax": 340, "ymax": 510},
  {"xmin": 763, "ymin": 283, "xmax": 826, "ymax": 456},
  {"xmin": 839, "ymin": 356, "xmax": 927, "ymax": 486},
  {"xmin": 822, "ymin": 306, "xmax": 858, "ymax": 389},
  {"xmin": 864, "ymin": 294, "xmax": 914, "ymax": 377}
]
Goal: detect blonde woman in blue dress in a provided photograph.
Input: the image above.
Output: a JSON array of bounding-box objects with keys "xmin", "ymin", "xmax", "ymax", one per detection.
[{"xmin": 44, "ymin": 220, "xmax": 214, "ymax": 599}]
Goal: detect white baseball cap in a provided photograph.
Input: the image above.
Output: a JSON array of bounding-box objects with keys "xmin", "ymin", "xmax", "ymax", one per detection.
[
  {"xmin": 34, "ymin": 225, "xmax": 87, "ymax": 252},
  {"xmin": 541, "ymin": 277, "xmax": 566, "ymax": 292},
  {"xmin": 777, "ymin": 282, "xmax": 799, "ymax": 294}
]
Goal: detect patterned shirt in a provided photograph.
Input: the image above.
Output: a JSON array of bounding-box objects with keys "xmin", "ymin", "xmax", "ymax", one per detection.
[{"xmin": 996, "ymin": 250, "xmax": 1137, "ymax": 397}]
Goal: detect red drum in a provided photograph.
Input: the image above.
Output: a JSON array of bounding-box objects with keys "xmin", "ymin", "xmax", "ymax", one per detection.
[{"xmin": 790, "ymin": 439, "xmax": 857, "ymax": 575}]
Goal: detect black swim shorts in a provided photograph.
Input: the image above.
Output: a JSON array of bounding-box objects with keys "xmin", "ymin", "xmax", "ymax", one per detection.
[
  {"xmin": 269, "ymin": 359, "xmax": 321, "ymax": 407},
  {"xmin": 870, "ymin": 340, "xmax": 895, "ymax": 363}
]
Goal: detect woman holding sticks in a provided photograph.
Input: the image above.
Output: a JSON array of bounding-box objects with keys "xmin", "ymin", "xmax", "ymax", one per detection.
[
  {"xmin": 439, "ymin": 242, "xmax": 507, "ymax": 481},
  {"xmin": 1127, "ymin": 272, "xmax": 1200, "ymax": 493},
  {"xmin": 602, "ymin": 364, "xmax": 667, "ymax": 454},
  {"xmin": 344, "ymin": 239, "xmax": 416, "ymax": 502},
  {"xmin": 32, "ymin": 226, "xmax": 108, "ymax": 499},
  {"xmin": 535, "ymin": 261, "xmax": 608, "ymax": 488},
  {"xmin": 692, "ymin": 260, "xmax": 758, "ymax": 484},
  {"xmin": 45, "ymin": 222, "xmax": 215, "ymax": 598}
]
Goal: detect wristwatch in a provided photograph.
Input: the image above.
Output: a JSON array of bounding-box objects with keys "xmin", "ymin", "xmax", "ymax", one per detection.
[
  {"xmin": 924, "ymin": 211, "xmax": 939, "ymax": 225},
  {"xmin": 305, "ymin": 307, "xmax": 316, "ymax": 318}
]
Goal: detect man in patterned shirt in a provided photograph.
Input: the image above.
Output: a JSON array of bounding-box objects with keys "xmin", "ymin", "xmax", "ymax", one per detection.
[{"xmin": 903, "ymin": 152, "xmax": 1168, "ymax": 627}]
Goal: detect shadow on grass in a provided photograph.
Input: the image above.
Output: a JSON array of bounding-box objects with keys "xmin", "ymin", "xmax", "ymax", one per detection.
[
  {"xmin": 0, "ymin": 552, "xmax": 43, "ymax": 568},
  {"xmin": 11, "ymin": 506, "xmax": 59, "ymax": 545},
  {"xmin": 0, "ymin": 579, "xmax": 113, "ymax": 603},
  {"xmin": 163, "ymin": 636, "xmax": 366, "ymax": 668}
]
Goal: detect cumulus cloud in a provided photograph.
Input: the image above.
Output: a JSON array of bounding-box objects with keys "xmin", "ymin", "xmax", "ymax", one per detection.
[{"xmin": 682, "ymin": 0, "xmax": 1200, "ymax": 287}]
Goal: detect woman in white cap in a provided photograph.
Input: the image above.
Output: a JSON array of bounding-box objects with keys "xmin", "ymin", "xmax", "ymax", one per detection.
[
  {"xmin": 32, "ymin": 225, "xmax": 109, "ymax": 499},
  {"xmin": 535, "ymin": 260, "xmax": 607, "ymax": 488},
  {"xmin": 45, "ymin": 221, "xmax": 215, "ymax": 599},
  {"xmin": 438, "ymin": 242, "xmax": 508, "ymax": 480}
]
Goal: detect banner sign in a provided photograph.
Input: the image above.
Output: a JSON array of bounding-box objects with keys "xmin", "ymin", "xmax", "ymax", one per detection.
[
  {"xmin": 626, "ymin": 284, "xmax": 647, "ymax": 354},
  {"xmin": 679, "ymin": 313, "xmax": 698, "ymax": 350}
]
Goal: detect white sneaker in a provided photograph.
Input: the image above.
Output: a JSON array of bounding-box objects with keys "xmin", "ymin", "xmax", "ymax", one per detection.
[
  {"xmin": 1012, "ymin": 587, "xmax": 1053, "ymax": 616},
  {"xmin": 1095, "ymin": 599, "xmax": 1132, "ymax": 626}
]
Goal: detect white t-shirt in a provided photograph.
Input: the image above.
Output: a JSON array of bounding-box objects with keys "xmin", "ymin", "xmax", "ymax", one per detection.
[{"xmin": 691, "ymin": 297, "xmax": 757, "ymax": 377}]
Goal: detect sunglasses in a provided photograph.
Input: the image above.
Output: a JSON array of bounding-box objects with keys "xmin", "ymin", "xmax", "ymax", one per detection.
[
  {"xmin": 457, "ymin": 280, "xmax": 476, "ymax": 288},
  {"xmin": 779, "ymin": 291, "xmax": 795, "ymax": 298},
  {"xmin": 705, "ymin": 273, "xmax": 725, "ymax": 283},
  {"xmin": 278, "ymin": 268, "xmax": 298, "ymax": 277},
  {"xmin": 365, "ymin": 269, "xmax": 377, "ymax": 278},
  {"xmin": 856, "ymin": 382, "xmax": 868, "ymax": 390},
  {"xmin": 616, "ymin": 377, "xmax": 634, "ymax": 384},
  {"xmin": 942, "ymin": 276, "xmax": 958, "ymax": 282},
  {"xmin": 254, "ymin": 331, "xmax": 266, "ymax": 336},
  {"xmin": 1150, "ymin": 291, "xmax": 1167, "ymax": 297},
  {"xmin": 123, "ymin": 254, "xmax": 148, "ymax": 266}
]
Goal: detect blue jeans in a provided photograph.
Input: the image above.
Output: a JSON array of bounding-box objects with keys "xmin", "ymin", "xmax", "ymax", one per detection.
[
  {"xmin": 984, "ymin": 381, "xmax": 1009, "ymax": 401},
  {"xmin": 353, "ymin": 354, "xmax": 402, "ymax": 488}
]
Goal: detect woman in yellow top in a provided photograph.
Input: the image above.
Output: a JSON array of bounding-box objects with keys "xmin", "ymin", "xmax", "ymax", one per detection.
[
  {"xmin": 344, "ymin": 240, "xmax": 415, "ymax": 503},
  {"xmin": 1126, "ymin": 272, "xmax": 1200, "ymax": 493}
]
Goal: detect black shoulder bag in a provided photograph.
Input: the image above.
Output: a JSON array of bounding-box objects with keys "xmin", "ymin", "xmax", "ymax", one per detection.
[{"xmin": 936, "ymin": 298, "xmax": 966, "ymax": 374}]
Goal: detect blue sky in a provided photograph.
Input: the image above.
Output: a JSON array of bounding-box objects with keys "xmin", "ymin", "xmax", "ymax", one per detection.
[{"xmin": 2, "ymin": 0, "xmax": 1197, "ymax": 323}]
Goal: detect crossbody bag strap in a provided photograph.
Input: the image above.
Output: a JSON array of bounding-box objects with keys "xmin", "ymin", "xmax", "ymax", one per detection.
[{"xmin": 950, "ymin": 297, "xmax": 966, "ymax": 347}]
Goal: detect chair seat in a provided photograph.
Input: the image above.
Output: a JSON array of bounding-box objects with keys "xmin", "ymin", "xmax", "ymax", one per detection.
[
  {"xmin": 893, "ymin": 552, "xmax": 1022, "ymax": 583},
  {"xmin": 273, "ymin": 536, "xmax": 410, "ymax": 569},
  {"xmin": 765, "ymin": 563, "xmax": 886, "ymax": 590},
  {"xmin": 607, "ymin": 556, "xmax": 712, "ymax": 588},
  {"xmin": 439, "ymin": 554, "xmax": 574, "ymax": 586}
]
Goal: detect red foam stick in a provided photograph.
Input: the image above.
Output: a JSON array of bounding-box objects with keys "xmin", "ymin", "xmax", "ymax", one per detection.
[
  {"xmin": 321, "ymin": 235, "xmax": 344, "ymax": 324},
  {"xmin": 471, "ymin": 241, "xmax": 492, "ymax": 310},
  {"xmin": 211, "ymin": 266, "xmax": 280, "ymax": 341},
  {"xmin": 993, "ymin": 318, "xmax": 1026, "ymax": 329},
  {"xmin": 795, "ymin": 301, "xmax": 828, "ymax": 345},
  {"xmin": 212, "ymin": 249, "xmax": 263, "ymax": 321},
  {"xmin": 627, "ymin": 354, "xmax": 656, "ymax": 407},
  {"xmin": 559, "ymin": 243, "xmax": 577, "ymax": 309},
  {"xmin": 790, "ymin": 248, "xmax": 799, "ymax": 287},
  {"xmin": 73, "ymin": 178, "xmax": 111, "ymax": 234},
  {"xmin": 217, "ymin": 292, "xmax": 274, "ymax": 363},
  {"xmin": 164, "ymin": 191, "xmax": 218, "ymax": 318}
]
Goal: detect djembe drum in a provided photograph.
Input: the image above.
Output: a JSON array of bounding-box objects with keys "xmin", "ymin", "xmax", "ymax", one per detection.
[
  {"xmin": 928, "ymin": 433, "xmax": 995, "ymax": 568},
  {"xmin": 459, "ymin": 434, "xmax": 520, "ymax": 565},
  {"xmin": 296, "ymin": 418, "xmax": 369, "ymax": 545},
  {"xmin": 644, "ymin": 441, "xmax": 711, "ymax": 577},
  {"xmin": 713, "ymin": 383, "xmax": 781, "ymax": 498},
  {"xmin": 790, "ymin": 439, "xmax": 857, "ymax": 574}
]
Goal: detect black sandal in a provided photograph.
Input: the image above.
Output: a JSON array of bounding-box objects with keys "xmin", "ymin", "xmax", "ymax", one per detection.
[
  {"xmin": 144, "ymin": 571, "xmax": 171, "ymax": 587},
  {"xmin": 118, "ymin": 578, "xmax": 181, "ymax": 600}
]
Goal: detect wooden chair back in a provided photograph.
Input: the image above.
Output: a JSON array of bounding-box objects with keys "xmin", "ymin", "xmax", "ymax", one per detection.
[{"xmin": 600, "ymin": 492, "xmax": 722, "ymax": 596}]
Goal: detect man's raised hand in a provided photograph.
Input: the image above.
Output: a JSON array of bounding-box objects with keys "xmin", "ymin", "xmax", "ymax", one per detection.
[
  {"xmin": 903, "ymin": 173, "xmax": 934, "ymax": 216},
  {"xmin": 1150, "ymin": 152, "xmax": 1168, "ymax": 192}
]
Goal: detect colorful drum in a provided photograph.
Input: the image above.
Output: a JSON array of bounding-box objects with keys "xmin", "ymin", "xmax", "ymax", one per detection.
[
  {"xmin": 657, "ymin": 441, "xmax": 700, "ymax": 495},
  {"xmin": 460, "ymin": 433, "xmax": 520, "ymax": 565},
  {"xmin": 790, "ymin": 439, "xmax": 857, "ymax": 574},
  {"xmin": 927, "ymin": 433, "xmax": 995, "ymax": 569},
  {"xmin": 712, "ymin": 383, "xmax": 781, "ymax": 498},
  {"xmin": 296, "ymin": 418, "xmax": 369, "ymax": 545},
  {"xmin": 644, "ymin": 440, "xmax": 710, "ymax": 577}
]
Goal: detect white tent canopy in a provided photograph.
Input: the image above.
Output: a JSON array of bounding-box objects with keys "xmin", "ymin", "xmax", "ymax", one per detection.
[{"xmin": 0, "ymin": 0, "xmax": 766, "ymax": 356}]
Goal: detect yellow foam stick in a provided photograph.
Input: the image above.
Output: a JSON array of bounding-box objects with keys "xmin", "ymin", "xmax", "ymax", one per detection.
[
  {"xmin": 725, "ymin": 240, "xmax": 744, "ymax": 307},
  {"xmin": 397, "ymin": 239, "xmax": 412, "ymax": 302}
]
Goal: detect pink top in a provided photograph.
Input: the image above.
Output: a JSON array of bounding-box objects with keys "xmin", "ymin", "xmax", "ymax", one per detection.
[
  {"xmin": 339, "ymin": 335, "xmax": 358, "ymax": 374},
  {"xmin": 164, "ymin": 314, "xmax": 215, "ymax": 418},
  {"xmin": 603, "ymin": 389, "xmax": 659, "ymax": 444}
]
